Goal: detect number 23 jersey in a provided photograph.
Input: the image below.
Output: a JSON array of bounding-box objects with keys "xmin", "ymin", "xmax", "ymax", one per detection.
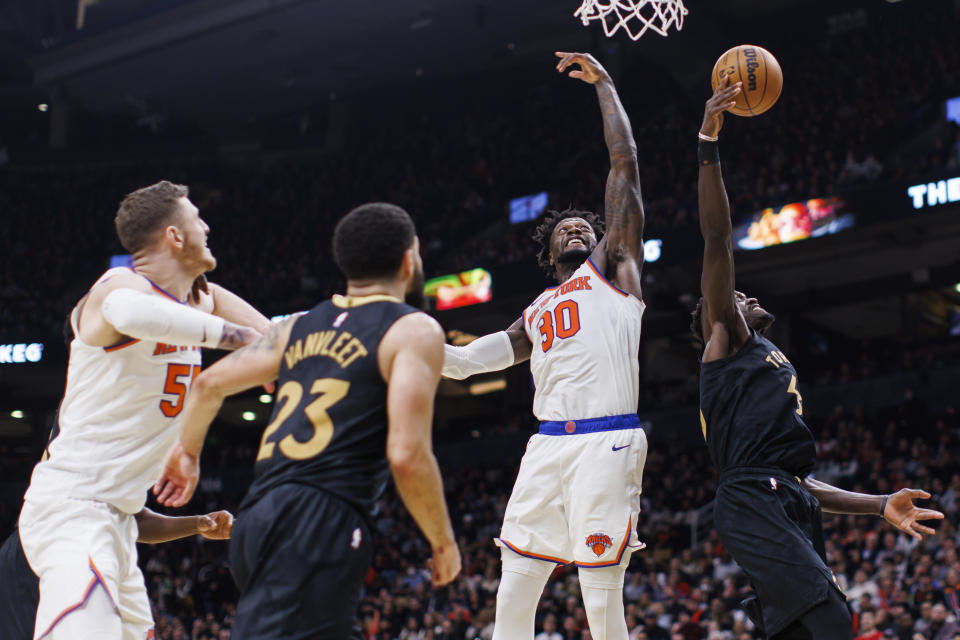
[
  {"xmin": 243, "ymin": 295, "xmax": 418, "ymax": 519},
  {"xmin": 523, "ymin": 258, "xmax": 645, "ymax": 422}
]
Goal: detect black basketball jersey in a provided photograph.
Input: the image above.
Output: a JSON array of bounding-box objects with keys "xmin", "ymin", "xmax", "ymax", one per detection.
[
  {"xmin": 242, "ymin": 294, "xmax": 418, "ymax": 518},
  {"xmin": 699, "ymin": 330, "xmax": 816, "ymax": 477}
]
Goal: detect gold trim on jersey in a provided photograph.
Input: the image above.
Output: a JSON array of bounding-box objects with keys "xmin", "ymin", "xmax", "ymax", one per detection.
[
  {"xmin": 332, "ymin": 294, "xmax": 401, "ymax": 308},
  {"xmin": 699, "ymin": 410, "xmax": 707, "ymax": 440}
]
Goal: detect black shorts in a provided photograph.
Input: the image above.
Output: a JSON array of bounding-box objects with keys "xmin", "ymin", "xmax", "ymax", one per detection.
[
  {"xmin": 0, "ymin": 529, "xmax": 40, "ymax": 640},
  {"xmin": 714, "ymin": 467, "xmax": 843, "ymax": 637},
  {"xmin": 230, "ymin": 483, "xmax": 372, "ymax": 640}
]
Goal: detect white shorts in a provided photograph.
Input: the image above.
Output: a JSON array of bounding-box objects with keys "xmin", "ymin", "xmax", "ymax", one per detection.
[
  {"xmin": 19, "ymin": 497, "xmax": 153, "ymax": 640},
  {"xmin": 495, "ymin": 415, "xmax": 648, "ymax": 568}
]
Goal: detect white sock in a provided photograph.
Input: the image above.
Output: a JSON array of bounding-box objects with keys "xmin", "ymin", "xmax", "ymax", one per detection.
[{"xmin": 492, "ymin": 550, "xmax": 555, "ymax": 640}]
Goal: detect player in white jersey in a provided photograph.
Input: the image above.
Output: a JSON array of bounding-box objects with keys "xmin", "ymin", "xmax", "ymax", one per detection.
[
  {"xmin": 18, "ymin": 180, "xmax": 269, "ymax": 640},
  {"xmin": 442, "ymin": 53, "xmax": 647, "ymax": 640}
]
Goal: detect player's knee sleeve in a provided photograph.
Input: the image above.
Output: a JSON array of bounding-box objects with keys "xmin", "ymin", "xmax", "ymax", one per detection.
[
  {"xmin": 50, "ymin": 584, "xmax": 121, "ymax": 640},
  {"xmin": 580, "ymin": 584, "xmax": 628, "ymax": 640},
  {"xmin": 492, "ymin": 549, "xmax": 555, "ymax": 640}
]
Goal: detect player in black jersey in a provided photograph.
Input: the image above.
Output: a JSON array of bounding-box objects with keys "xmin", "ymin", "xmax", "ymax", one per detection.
[
  {"xmin": 153, "ymin": 202, "xmax": 460, "ymax": 639},
  {"xmin": 691, "ymin": 78, "xmax": 943, "ymax": 640}
]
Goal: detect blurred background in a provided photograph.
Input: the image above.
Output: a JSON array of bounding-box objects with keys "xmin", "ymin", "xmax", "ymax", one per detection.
[{"xmin": 1, "ymin": 0, "xmax": 959, "ymax": 638}]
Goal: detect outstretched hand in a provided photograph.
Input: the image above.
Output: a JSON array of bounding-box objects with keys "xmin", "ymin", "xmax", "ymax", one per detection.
[
  {"xmin": 555, "ymin": 51, "xmax": 609, "ymax": 85},
  {"xmin": 883, "ymin": 489, "xmax": 944, "ymax": 541},
  {"xmin": 153, "ymin": 441, "xmax": 200, "ymax": 508},
  {"xmin": 701, "ymin": 75, "xmax": 741, "ymax": 140}
]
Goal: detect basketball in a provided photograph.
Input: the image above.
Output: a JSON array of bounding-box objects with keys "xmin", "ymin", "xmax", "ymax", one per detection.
[{"xmin": 711, "ymin": 45, "xmax": 783, "ymax": 117}]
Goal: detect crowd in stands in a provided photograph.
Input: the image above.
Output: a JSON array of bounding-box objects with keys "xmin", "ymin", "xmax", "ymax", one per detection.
[
  {"xmin": 1, "ymin": 2, "xmax": 958, "ymax": 341},
  {"xmin": 129, "ymin": 377, "xmax": 960, "ymax": 640},
  {"xmin": 2, "ymin": 2, "xmax": 960, "ymax": 639}
]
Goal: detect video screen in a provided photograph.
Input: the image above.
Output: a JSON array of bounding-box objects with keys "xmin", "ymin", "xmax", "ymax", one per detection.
[
  {"xmin": 947, "ymin": 96, "xmax": 960, "ymax": 125},
  {"xmin": 509, "ymin": 191, "xmax": 549, "ymax": 224},
  {"xmin": 424, "ymin": 268, "xmax": 492, "ymax": 310},
  {"xmin": 110, "ymin": 254, "xmax": 134, "ymax": 269},
  {"xmin": 733, "ymin": 197, "xmax": 856, "ymax": 251}
]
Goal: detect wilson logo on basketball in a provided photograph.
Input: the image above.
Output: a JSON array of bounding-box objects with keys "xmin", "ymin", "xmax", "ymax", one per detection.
[
  {"xmin": 585, "ymin": 533, "xmax": 613, "ymax": 557},
  {"xmin": 743, "ymin": 48, "xmax": 759, "ymax": 90}
]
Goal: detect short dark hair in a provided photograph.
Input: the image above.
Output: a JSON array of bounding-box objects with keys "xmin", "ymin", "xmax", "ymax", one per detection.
[
  {"xmin": 690, "ymin": 297, "xmax": 705, "ymax": 345},
  {"xmin": 115, "ymin": 181, "xmax": 188, "ymax": 253},
  {"xmin": 333, "ymin": 203, "xmax": 416, "ymax": 280},
  {"xmin": 532, "ymin": 207, "xmax": 605, "ymax": 275}
]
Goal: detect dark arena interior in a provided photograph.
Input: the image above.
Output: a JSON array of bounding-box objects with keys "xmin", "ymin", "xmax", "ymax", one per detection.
[{"xmin": 1, "ymin": 0, "xmax": 960, "ymax": 638}]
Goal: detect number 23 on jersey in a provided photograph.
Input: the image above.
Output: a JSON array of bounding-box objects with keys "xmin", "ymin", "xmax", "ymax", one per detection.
[{"xmin": 256, "ymin": 378, "xmax": 350, "ymax": 461}]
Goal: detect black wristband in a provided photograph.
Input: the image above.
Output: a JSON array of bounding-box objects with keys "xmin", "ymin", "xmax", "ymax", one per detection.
[
  {"xmin": 698, "ymin": 140, "xmax": 719, "ymax": 166},
  {"xmin": 880, "ymin": 494, "xmax": 889, "ymax": 518}
]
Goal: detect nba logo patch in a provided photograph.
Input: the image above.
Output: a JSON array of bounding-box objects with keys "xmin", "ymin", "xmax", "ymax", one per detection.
[
  {"xmin": 769, "ymin": 477, "xmax": 778, "ymax": 491},
  {"xmin": 585, "ymin": 533, "xmax": 613, "ymax": 557},
  {"xmin": 351, "ymin": 527, "xmax": 362, "ymax": 549},
  {"xmin": 333, "ymin": 312, "xmax": 349, "ymax": 328}
]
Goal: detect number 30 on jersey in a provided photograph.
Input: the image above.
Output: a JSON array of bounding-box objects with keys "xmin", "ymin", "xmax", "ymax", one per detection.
[{"xmin": 538, "ymin": 300, "xmax": 581, "ymax": 352}]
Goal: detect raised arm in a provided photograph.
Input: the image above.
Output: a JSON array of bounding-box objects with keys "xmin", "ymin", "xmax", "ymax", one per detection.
[
  {"xmin": 153, "ymin": 316, "xmax": 299, "ymax": 507},
  {"xmin": 697, "ymin": 77, "xmax": 750, "ymax": 362},
  {"xmin": 381, "ymin": 313, "xmax": 461, "ymax": 586},
  {"xmin": 801, "ymin": 478, "xmax": 943, "ymax": 541},
  {"xmin": 441, "ymin": 316, "xmax": 531, "ymax": 380},
  {"xmin": 556, "ymin": 51, "xmax": 644, "ymax": 297}
]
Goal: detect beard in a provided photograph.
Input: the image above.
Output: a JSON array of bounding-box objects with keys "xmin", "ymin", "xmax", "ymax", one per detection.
[
  {"xmin": 556, "ymin": 246, "xmax": 591, "ymax": 269},
  {"xmin": 405, "ymin": 265, "xmax": 426, "ymax": 310},
  {"xmin": 752, "ymin": 310, "xmax": 776, "ymax": 334}
]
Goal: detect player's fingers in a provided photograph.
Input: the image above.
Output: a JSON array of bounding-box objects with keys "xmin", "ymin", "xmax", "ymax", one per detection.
[
  {"xmin": 913, "ymin": 523, "xmax": 936, "ymax": 536},
  {"xmin": 917, "ymin": 509, "xmax": 944, "ymax": 520},
  {"xmin": 569, "ymin": 70, "xmax": 585, "ymax": 79},
  {"xmin": 906, "ymin": 489, "xmax": 931, "ymax": 500},
  {"xmin": 155, "ymin": 481, "xmax": 174, "ymax": 504}
]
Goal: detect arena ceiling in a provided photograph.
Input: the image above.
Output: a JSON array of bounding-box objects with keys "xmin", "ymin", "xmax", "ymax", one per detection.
[{"xmin": 24, "ymin": 0, "xmax": 822, "ymax": 127}]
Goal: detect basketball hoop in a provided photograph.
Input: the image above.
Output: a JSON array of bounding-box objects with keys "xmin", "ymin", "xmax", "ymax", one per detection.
[{"xmin": 574, "ymin": 0, "xmax": 688, "ymax": 40}]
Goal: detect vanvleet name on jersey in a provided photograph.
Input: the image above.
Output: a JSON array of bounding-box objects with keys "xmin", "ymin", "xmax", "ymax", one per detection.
[{"xmin": 284, "ymin": 330, "xmax": 369, "ymax": 371}]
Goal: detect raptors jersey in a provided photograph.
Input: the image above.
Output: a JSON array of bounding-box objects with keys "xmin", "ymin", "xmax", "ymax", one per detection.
[
  {"xmin": 24, "ymin": 269, "xmax": 202, "ymax": 514},
  {"xmin": 523, "ymin": 258, "xmax": 645, "ymax": 421}
]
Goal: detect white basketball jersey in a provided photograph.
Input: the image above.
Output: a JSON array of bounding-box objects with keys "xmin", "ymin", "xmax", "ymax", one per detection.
[
  {"xmin": 523, "ymin": 258, "xmax": 645, "ymax": 421},
  {"xmin": 25, "ymin": 269, "xmax": 202, "ymax": 514}
]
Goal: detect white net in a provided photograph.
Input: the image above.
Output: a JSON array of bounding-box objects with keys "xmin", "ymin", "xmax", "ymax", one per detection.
[{"xmin": 574, "ymin": 0, "xmax": 688, "ymax": 40}]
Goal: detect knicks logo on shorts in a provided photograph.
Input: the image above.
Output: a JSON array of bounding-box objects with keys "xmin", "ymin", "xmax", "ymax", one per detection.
[{"xmin": 585, "ymin": 533, "xmax": 613, "ymax": 557}]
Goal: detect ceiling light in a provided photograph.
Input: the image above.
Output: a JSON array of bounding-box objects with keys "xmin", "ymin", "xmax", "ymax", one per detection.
[{"xmin": 242, "ymin": 411, "xmax": 257, "ymax": 422}]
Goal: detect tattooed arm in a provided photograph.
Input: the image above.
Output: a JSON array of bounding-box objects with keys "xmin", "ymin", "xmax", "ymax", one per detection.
[
  {"xmin": 153, "ymin": 316, "xmax": 300, "ymax": 507},
  {"xmin": 556, "ymin": 52, "xmax": 644, "ymax": 298}
]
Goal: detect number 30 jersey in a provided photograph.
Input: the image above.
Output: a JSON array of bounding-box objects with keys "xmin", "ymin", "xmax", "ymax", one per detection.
[
  {"xmin": 24, "ymin": 268, "xmax": 202, "ymax": 515},
  {"xmin": 242, "ymin": 295, "xmax": 418, "ymax": 519},
  {"xmin": 523, "ymin": 258, "xmax": 645, "ymax": 422}
]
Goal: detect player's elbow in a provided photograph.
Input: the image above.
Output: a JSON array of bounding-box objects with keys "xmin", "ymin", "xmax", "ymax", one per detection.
[
  {"xmin": 388, "ymin": 442, "xmax": 430, "ymax": 477},
  {"xmin": 191, "ymin": 370, "xmax": 227, "ymax": 403}
]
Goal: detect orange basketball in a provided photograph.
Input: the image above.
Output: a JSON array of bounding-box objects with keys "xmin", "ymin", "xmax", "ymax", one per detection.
[{"xmin": 711, "ymin": 45, "xmax": 782, "ymax": 117}]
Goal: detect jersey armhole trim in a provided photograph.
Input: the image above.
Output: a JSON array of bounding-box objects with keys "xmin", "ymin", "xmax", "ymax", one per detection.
[
  {"xmin": 103, "ymin": 338, "xmax": 141, "ymax": 352},
  {"xmin": 585, "ymin": 258, "xmax": 629, "ymax": 297}
]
